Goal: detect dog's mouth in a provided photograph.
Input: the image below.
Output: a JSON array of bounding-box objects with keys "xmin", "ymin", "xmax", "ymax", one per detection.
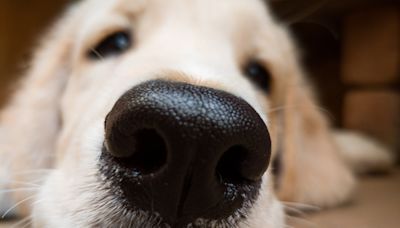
[
  {"xmin": 99, "ymin": 150, "xmax": 260, "ymax": 227},
  {"xmin": 98, "ymin": 80, "xmax": 271, "ymax": 227}
]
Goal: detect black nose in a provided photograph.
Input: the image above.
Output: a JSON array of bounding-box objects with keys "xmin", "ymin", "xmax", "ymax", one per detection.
[{"xmin": 101, "ymin": 80, "xmax": 271, "ymax": 226}]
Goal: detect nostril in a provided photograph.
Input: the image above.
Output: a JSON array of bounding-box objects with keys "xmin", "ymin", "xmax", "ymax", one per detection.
[
  {"xmin": 101, "ymin": 80, "xmax": 271, "ymax": 225},
  {"xmin": 216, "ymin": 145, "xmax": 250, "ymax": 184},
  {"xmin": 110, "ymin": 129, "xmax": 168, "ymax": 175}
]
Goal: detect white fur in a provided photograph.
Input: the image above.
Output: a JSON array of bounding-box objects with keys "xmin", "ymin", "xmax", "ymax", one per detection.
[
  {"xmin": 334, "ymin": 131, "xmax": 394, "ymax": 173},
  {"xmin": 0, "ymin": 0, "xmax": 394, "ymax": 227}
]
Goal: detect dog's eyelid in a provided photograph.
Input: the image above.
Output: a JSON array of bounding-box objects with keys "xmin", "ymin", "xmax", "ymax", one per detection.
[
  {"xmin": 87, "ymin": 30, "xmax": 132, "ymax": 60},
  {"xmin": 243, "ymin": 59, "xmax": 272, "ymax": 92}
]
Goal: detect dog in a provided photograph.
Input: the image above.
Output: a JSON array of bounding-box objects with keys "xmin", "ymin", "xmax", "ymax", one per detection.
[{"xmin": 0, "ymin": 0, "xmax": 393, "ymax": 227}]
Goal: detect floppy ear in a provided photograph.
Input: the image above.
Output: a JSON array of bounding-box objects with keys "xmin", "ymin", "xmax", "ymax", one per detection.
[
  {"xmin": 274, "ymin": 73, "xmax": 356, "ymax": 208},
  {"xmin": 0, "ymin": 7, "xmax": 78, "ymax": 216},
  {"xmin": 267, "ymin": 0, "xmax": 328, "ymax": 24}
]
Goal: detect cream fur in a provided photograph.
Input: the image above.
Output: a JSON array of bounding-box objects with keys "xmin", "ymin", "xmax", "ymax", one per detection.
[
  {"xmin": 0, "ymin": 0, "xmax": 393, "ymax": 227},
  {"xmin": 334, "ymin": 131, "xmax": 394, "ymax": 174}
]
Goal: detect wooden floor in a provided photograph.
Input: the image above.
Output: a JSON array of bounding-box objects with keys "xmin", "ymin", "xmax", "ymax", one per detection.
[
  {"xmin": 289, "ymin": 168, "xmax": 400, "ymax": 228},
  {"xmin": 1, "ymin": 169, "xmax": 400, "ymax": 228}
]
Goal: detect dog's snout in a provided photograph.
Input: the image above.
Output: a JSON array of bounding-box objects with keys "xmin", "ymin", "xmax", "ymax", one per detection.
[{"xmin": 101, "ymin": 80, "xmax": 271, "ymax": 226}]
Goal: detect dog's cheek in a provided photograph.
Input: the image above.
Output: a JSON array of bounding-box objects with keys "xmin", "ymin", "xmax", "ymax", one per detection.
[
  {"xmin": 33, "ymin": 166, "xmax": 102, "ymax": 227},
  {"xmin": 0, "ymin": 162, "xmax": 17, "ymax": 218},
  {"xmin": 32, "ymin": 171, "xmax": 71, "ymax": 228},
  {"xmin": 238, "ymin": 172, "xmax": 285, "ymax": 228},
  {"xmin": 32, "ymin": 123, "xmax": 104, "ymax": 227}
]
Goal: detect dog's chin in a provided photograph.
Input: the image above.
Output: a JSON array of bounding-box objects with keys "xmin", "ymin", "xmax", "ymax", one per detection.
[
  {"xmin": 92, "ymin": 191, "xmax": 250, "ymax": 228},
  {"xmin": 79, "ymin": 195, "xmax": 250, "ymax": 228},
  {"xmin": 32, "ymin": 168, "xmax": 251, "ymax": 228},
  {"xmin": 89, "ymin": 206, "xmax": 246, "ymax": 228},
  {"xmin": 86, "ymin": 189, "xmax": 253, "ymax": 228},
  {"xmin": 33, "ymin": 167, "xmax": 284, "ymax": 228},
  {"xmin": 96, "ymin": 156, "xmax": 256, "ymax": 228}
]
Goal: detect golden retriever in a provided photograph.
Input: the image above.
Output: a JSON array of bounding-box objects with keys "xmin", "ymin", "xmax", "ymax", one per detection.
[{"xmin": 0, "ymin": 0, "xmax": 393, "ymax": 227}]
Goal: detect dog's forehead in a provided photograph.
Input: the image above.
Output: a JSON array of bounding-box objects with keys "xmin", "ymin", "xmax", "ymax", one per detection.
[
  {"xmin": 114, "ymin": 0, "xmax": 269, "ymax": 19},
  {"xmin": 82, "ymin": 0, "xmax": 273, "ymax": 33},
  {"xmin": 76, "ymin": 0, "xmax": 281, "ymax": 68}
]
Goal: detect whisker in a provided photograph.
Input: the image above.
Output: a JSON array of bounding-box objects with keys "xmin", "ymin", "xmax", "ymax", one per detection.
[
  {"xmin": 11, "ymin": 216, "xmax": 31, "ymax": 228},
  {"xmin": 5, "ymin": 181, "xmax": 40, "ymax": 187},
  {"xmin": 32, "ymin": 199, "xmax": 44, "ymax": 205},
  {"xmin": 286, "ymin": 214, "xmax": 318, "ymax": 228},
  {"xmin": 90, "ymin": 48, "xmax": 105, "ymax": 60},
  {"xmin": 281, "ymin": 201, "xmax": 320, "ymax": 212},
  {"xmin": 1, "ymin": 195, "xmax": 36, "ymax": 219},
  {"xmin": 268, "ymin": 104, "xmax": 336, "ymax": 122},
  {"xmin": 0, "ymin": 187, "xmax": 38, "ymax": 194},
  {"xmin": 284, "ymin": 205, "xmax": 308, "ymax": 216},
  {"xmin": 267, "ymin": 105, "xmax": 293, "ymax": 114},
  {"xmin": 13, "ymin": 169, "xmax": 53, "ymax": 175},
  {"xmin": 21, "ymin": 220, "xmax": 33, "ymax": 228}
]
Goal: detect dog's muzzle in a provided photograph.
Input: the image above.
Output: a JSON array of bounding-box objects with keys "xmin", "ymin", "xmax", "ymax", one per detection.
[{"xmin": 100, "ymin": 80, "xmax": 271, "ymax": 226}]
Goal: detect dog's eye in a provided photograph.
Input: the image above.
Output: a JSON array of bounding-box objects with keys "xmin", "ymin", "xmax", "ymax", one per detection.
[
  {"xmin": 89, "ymin": 31, "xmax": 131, "ymax": 59},
  {"xmin": 244, "ymin": 60, "xmax": 271, "ymax": 91}
]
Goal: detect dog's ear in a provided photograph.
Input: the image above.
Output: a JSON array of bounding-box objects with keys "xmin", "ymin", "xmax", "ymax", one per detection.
[
  {"xmin": 267, "ymin": 0, "xmax": 328, "ymax": 24},
  {"xmin": 0, "ymin": 7, "xmax": 79, "ymax": 216},
  {"xmin": 271, "ymin": 64, "xmax": 356, "ymax": 208}
]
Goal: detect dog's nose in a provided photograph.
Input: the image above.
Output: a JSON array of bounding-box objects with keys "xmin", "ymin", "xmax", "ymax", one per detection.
[{"xmin": 102, "ymin": 80, "xmax": 271, "ymax": 226}]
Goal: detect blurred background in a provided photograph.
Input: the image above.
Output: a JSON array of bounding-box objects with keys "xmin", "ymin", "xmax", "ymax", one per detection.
[
  {"xmin": 0, "ymin": 0, "xmax": 399, "ymax": 227},
  {"xmin": 272, "ymin": 0, "xmax": 400, "ymax": 158}
]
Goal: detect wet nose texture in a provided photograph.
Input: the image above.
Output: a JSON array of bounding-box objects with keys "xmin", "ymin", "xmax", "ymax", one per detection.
[{"xmin": 100, "ymin": 80, "xmax": 271, "ymax": 227}]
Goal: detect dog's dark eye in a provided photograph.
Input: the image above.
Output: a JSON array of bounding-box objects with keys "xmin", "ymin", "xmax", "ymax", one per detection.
[
  {"xmin": 89, "ymin": 31, "xmax": 131, "ymax": 59},
  {"xmin": 244, "ymin": 60, "xmax": 271, "ymax": 92}
]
